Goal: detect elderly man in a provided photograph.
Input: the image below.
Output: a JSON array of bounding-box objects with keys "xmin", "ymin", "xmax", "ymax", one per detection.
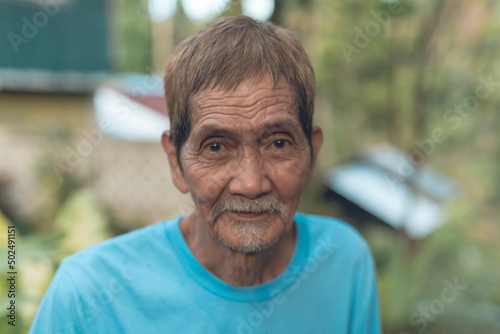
[{"xmin": 30, "ymin": 16, "xmax": 381, "ymax": 333}]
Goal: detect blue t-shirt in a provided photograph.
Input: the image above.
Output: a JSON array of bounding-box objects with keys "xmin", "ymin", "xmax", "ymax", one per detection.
[{"xmin": 30, "ymin": 213, "xmax": 381, "ymax": 333}]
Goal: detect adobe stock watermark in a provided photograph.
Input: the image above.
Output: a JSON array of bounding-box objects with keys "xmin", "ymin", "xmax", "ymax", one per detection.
[
  {"xmin": 62, "ymin": 263, "xmax": 138, "ymax": 334},
  {"xmin": 51, "ymin": 127, "xmax": 110, "ymax": 182},
  {"xmin": 236, "ymin": 236, "xmax": 340, "ymax": 334},
  {"xmin": 385, "ymin": 72, "xmax": 500, "ymax": 190},
  {"xmin": 7, "ymin": 0, "xmax": 75, "ymax": 54},
  {"xmin": 340, "ymin": 1, "xmax": 403, "ymax": 63},
  {"xmin": 51, "ymin": 73, "xmax": 164, "ymax": 182},
  {"xmin": 403, "ymin": 276, "xmax": 467, "ymax": 333}
]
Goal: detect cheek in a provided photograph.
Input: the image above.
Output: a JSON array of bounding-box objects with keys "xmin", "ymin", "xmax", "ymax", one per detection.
[
  {"xmin": 182, "ymin": 152, "xmax": 234, "ymax": 204},
  {"xmin": 269, "ymin": 160, "xmax": 310, "ymax": 201}
]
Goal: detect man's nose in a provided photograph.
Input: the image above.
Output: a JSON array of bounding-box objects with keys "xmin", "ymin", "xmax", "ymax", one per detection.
[{"xmin": 228, "ymin": 150, "xmax": 272, "ymax": 199}]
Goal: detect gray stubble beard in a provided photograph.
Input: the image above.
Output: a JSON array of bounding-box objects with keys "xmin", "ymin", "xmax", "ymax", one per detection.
[{"xmin": 208, "ymin": 196, "xmax": 288, "ymax": 253}]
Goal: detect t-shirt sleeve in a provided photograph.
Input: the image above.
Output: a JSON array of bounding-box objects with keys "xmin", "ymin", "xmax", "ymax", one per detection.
[
  {"xmin": 29, "ymin": 260, "xmax": 91, "ymax": 334},
  {"xmin": 349, "ymin": 242, "xmax": 382, "ymax": 334}
]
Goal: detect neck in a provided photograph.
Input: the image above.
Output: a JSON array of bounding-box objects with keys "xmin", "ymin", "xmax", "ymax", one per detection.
[{"xmin": 179, "ymin": 212, "xmax": 296, "ymax": 286}]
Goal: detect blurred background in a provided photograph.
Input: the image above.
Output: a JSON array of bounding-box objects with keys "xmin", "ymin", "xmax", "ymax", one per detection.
[{"xmin": 0, "ymin": 0, "xmax": 499, "ymax": 333}]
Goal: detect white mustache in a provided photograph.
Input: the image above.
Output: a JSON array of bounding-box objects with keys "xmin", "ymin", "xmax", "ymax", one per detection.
[{"xmin": 207, "ymin": 197, "xmax": 286, "ymax": 224}]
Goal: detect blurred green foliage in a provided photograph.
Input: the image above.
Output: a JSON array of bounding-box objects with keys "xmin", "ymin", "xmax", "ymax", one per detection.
[
  {"xmin": 298, "ymin": 0, "xmax": 500, "ymax": 332},
  {"xmin": 114, "ymin": 0, "xmax": 153, "ymax": 73},
  {"xmin": 0, "ymin": 188, "xmax": 109, "ymax": 334}
]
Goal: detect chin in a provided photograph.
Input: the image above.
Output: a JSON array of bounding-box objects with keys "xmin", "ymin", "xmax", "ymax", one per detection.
[
  {"xmin": 217, "ymin": 235, "xmax": 281, "ymax": 254},
  {"xmin": 216, "ymin": 218, "xmax": 283, "ymax": 253}
]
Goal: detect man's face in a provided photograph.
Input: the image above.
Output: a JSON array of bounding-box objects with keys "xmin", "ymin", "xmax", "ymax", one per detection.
[{"xmin": 166, "ymin": 75, "xmax": 321, "ymax": 253}]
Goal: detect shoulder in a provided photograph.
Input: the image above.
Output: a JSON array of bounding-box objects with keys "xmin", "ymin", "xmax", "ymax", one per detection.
[
  {"xmin": 295, "ymin": 213, "xmax": 367, "ymax": 246},
  {"xmin": 30, "ymin": 217, "xmax": 184, "ymax": 332},
  {"xmin": 295, "ymin": 212, "xmax": 372, "ymax": 261},
  {"xmin": 60, "ymin": 217, "xmax": 180, "ymax": 278}
]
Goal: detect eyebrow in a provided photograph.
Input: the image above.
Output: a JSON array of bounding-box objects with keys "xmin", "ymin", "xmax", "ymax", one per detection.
[
  {"xmin": 191, "ymin": 125, "xmax": 237, "ymax": 146},
  {"xmin": 191, "ymin": 119, "xmax": 301, "ymax": 146},
  {"xmin": 260, "ymin": 120, "xmax": 301, "ymax": 135}
]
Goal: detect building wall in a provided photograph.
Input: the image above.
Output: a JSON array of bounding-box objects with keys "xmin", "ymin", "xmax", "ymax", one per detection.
[
  {"xmin": 0, "ymin": 93, "xmax": 192, "ymax": 230},
  {"xmin": 0, "ymin": 93, "xmax": 95, "ymax": 130}
]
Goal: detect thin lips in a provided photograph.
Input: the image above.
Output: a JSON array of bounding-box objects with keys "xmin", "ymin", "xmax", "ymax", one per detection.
[{"xmin": 229, "ymin": 211, "xmax": 276, "ymax": 218}]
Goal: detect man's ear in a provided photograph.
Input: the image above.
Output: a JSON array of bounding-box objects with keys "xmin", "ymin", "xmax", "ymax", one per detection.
[
  {"xmin": 161, "ymin": 131, "xmax": 189, "ymax": 193},
  {"xmin": 307, "ymin": 126, "xmax": 323, "ymax": 184}
]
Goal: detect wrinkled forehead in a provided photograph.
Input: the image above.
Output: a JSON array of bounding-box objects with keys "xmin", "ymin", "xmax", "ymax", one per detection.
[{"xmin": 189, "ymin": 75, "xmax": 298, "ymax": 125}]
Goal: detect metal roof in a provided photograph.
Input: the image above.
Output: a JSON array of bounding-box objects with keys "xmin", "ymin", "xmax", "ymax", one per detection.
[
  {"xmin": 324, "ymin": 145, "xmax": 460, "ymax": 239},
  {"xmin": 0, "ymin": 0, "xmax": 110, "ymax": 93},
  {"xmin": 93, "ymin": 74, "xmax": 169, "ymax": 142}
]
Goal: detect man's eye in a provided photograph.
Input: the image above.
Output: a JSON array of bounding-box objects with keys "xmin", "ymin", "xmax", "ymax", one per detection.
[
  {"xmin": 272, "ymin": 139, "xmax": 288, "ymax": 149},
  {"xmin": 208, "ymin": 142, "xmax": 223, "ymax": 152}
]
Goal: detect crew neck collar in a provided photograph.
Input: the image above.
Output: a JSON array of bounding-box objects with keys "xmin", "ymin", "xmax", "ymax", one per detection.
[{"xmin": 164, "ymin": 213, "xmax": 310, "ymax": 302}]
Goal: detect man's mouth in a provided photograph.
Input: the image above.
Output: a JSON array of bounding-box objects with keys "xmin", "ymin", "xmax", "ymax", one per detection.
[{"xmin": 230, "ymin": 211, "xmax": 266, "ymax": 219}]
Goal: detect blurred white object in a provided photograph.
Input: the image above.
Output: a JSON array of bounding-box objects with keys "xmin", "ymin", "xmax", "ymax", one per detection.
[
  {"xmin": 93, "ymin": 74, "xmax": 169, "ymax": 142},
  {"xmin": 324, "ymin": 145, "xmax": 460, "ymax": 239}
]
